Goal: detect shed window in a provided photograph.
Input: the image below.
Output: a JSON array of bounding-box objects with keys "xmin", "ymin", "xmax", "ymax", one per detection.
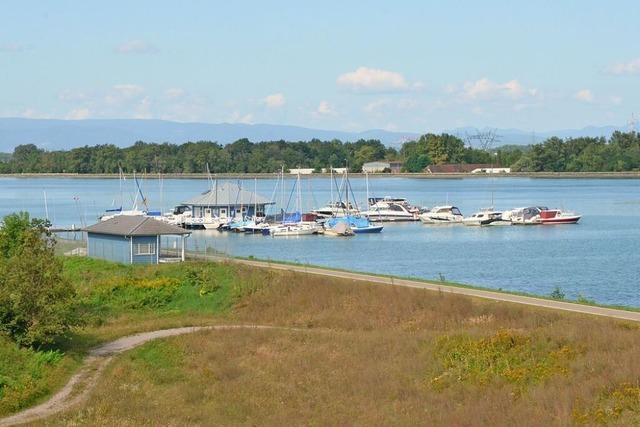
[{"xmin": 135, "ymin": 242, "xmax": 156, "ymax": 255}]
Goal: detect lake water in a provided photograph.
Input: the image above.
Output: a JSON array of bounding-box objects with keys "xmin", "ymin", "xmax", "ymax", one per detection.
[{"xmin": 1, "ymin": 176, "xmax": 639, "ymax": 307}]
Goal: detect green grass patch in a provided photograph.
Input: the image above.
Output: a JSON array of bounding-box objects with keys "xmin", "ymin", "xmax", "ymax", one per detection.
[
  {"xmin": 429, "ymin": 329, "xmax": 578, "ymax": 392},
  {"xmin": 0, "ymin": 337, "xmax": 79, "ymax": 415},
  {"xmin": 126, "ymin": 340, "xmax": 185, "ymax": 385}
]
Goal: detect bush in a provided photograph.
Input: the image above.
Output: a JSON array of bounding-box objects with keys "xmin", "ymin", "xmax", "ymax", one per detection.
[
  {"xmin": 0, "ymin": 213, "xmax": 82, "ymax": 348},
  {"xmin": 549, "ymin": 286, "xmax": 565, "ymax": 300}
]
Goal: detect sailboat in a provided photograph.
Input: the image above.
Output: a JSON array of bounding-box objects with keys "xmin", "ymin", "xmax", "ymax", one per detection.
[
  {"xmin": 99, "ymin": 169, "xmax": 146, "ymax": 221},
  {"xmin": 323, "ymin": 170, "xmax": 383, "ymax": 234},
  {"xmin": 269, "ymin": 171, "xmax": 320, "ymax": 237}
]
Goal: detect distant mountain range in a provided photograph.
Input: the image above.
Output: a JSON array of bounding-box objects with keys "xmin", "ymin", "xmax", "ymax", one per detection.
[{"xmin": 0, "ymin": 118, "xmax": 629, "ymax": 152}]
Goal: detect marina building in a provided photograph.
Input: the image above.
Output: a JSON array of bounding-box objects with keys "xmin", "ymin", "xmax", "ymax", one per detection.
[
  {"xmin": 180, "ymin": 181, "xmax": 274, "ymax": 221},
  {"xmin": 85, "ymin": 216, "xmax": 190, "ymax": 264}
]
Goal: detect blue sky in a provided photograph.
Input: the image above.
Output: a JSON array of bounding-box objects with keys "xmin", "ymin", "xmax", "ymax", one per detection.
[{"xmin": 1, "ymin": 1, "xmax": 638, "ymax": 132}]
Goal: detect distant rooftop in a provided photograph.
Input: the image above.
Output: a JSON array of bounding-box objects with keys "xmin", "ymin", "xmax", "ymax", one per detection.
[
  {"xmin": 85, "ymin": 216, "xmax": 190, "ymax": 236},
  {"xmin": 183, "ymin": 181, "xmax": 274, "ymax": 206}
]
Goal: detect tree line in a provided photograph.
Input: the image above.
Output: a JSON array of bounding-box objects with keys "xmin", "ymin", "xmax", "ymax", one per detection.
[{"xmin": 0, "ymin": 131, "xmax": 639, "ymax": 173}]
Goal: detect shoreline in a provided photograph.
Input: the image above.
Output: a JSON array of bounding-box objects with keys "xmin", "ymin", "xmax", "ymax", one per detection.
[{"xmin": 2, "ymin": 171, "xmax": 640, "ymax": 179}]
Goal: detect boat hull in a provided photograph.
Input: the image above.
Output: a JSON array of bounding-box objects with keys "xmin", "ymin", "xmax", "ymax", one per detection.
[
  {"xmin": 352, "ymin": 225, "xmax": 384, "ymax": 233},
  {"xmin": 541, "ymin": 216, "xmax": 581, "ymax": 224}
]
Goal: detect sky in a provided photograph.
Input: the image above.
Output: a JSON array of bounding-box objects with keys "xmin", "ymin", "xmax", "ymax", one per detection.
[{"xmin": 1, "ymin": 1, "xmax": 639, "ymax": 133}]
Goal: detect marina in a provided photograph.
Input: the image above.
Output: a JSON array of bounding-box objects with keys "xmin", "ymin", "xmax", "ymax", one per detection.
[{"xmin": 1, "ymin": 175, "xmax": 639, "ymax": 306}]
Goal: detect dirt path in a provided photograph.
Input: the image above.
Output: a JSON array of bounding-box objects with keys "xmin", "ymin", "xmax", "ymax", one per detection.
[{"xmin": 0, "ymin": 325, "xmax": 296, "ymax": 427}]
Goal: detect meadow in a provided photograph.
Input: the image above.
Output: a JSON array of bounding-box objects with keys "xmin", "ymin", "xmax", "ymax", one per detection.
[{"xmin": 2, "ymin": 257, "xmax": 640, "ymax": 426}]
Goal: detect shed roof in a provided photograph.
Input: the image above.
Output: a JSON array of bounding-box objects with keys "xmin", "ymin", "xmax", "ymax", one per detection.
[
  {"xmin": 85, "ymin": 216, "xmax": 190, "ymax": 236},
  {"xmin": 183, "ymin": 181, "xmax": 274, "ymax": 206}
]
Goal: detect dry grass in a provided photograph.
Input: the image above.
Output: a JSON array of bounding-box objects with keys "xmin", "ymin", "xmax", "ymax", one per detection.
[{"xmin": 36, "ymin": 266, "xmax": 640, "ymax": 426}]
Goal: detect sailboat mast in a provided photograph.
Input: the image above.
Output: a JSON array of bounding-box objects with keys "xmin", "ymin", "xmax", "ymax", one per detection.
[
  {"xmin": 365, "ymin": 171, "xmax": 370, "ymax": 210},
  {"xmin": 43, "ymin": 190, "xmax": 49, "ymax": 221},
  {"xmin": 345, "ymin": 165, "xmax": 349, "ymax": 215},
  {"xmin": 254, "ymin": 177, "xmax": 257, "ymax": 219},
  {"xmin": 330, "ymin": 165, "xmax": 334, "ymax": 209},
  {"xmin": 280, "ymin": 165, "xmax": 285, "ymax": 222}
]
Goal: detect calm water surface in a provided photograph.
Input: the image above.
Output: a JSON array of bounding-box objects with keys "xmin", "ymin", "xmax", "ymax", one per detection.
[{"xmin": 1, "ymin": 176, "xmax": 639, "ymax": 306}]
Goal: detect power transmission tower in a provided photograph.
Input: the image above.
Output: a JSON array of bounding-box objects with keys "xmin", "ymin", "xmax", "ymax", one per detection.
[{"xmin": 463, "ymin": 128, "xmax": 502, "ymax": 151}]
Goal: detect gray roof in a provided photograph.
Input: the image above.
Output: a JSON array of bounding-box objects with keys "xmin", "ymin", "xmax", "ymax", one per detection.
[
  {"xmin": 183, "ymin": 181, "xmax": 274, "ymax": 207},
  {"xmin": 85, "ymin": 216, "xmax": 190, "ymax": 236}
]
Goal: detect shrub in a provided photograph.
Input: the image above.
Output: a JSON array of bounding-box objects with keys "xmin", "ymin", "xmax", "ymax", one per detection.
[
  {"xmin": 429, "ymin": 330, "xmax": 577, "ymax": 392},
  {"xmin": 0, "ymin": 213, "xmax": 82, "ymax": 348},
  {"xmin": 549, "ymin": 286, "xmax": 565, "ymax": 300}
]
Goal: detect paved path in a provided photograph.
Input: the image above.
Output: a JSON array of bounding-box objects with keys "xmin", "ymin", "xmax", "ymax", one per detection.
[
  {"xmin": 217, "ymin": 256, "xmax": 640, "ymax": 323},
  {"xmin": 0, "ymin": 325, "xmax": 297, "ymax": 427}
]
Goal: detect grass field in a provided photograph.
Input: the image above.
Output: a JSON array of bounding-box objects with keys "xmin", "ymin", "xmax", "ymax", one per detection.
[{"xmin": 4, "ymin": 259, "xmax": 638, "ymax": 426}]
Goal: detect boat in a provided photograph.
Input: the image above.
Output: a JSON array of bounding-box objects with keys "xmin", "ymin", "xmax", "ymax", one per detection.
[
  {"xmin": 312, "ymin": 201, "xmax": 358, "ymax": 219},
  {"xmin": 539, "ymin": 209, "xmax": 581, "ymax": 224},
  {"xmin": 361, "ymin": 197, "xmax": 420, "ymax": 221},
  {"xmin": 269, "ymin": 222, "xmax": 319, "ymax": 237},
  {"xmin": 419, "ymin": 206, "xmax": 463, "ymax": 224},
  {"xmin": 506, "ymin": 206, "xmax": 547, "ymax": 225},
  {"xmin": 462, "ymin": 209, "xmax": 504, "ymax": 226},
  {"xmin": 323, "ymin": 221, "xmax": 355, "ymax": 237},
  {"xmin": 324, "ymin": 215, "xmax": 383, "ymax": 234},
  {"xmin": 99, "ymin": 171, "xmax": 158, "ymax": 221}
]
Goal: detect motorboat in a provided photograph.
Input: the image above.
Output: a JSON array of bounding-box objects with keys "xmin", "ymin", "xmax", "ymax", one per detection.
[
  {"xmin": 506, "ymin": 206, "xmax": 547, "ymax": 225},
  {"xmin": 419, "ymin": 206, "xmax": 463, "ymax": 224},
  {"xmin": 312, "ymin": 201, "xmax": 359, "ymax": 219},
  {"xmin": 361, "ymin": 197, "xmax": 420, "ymax": 221},
  {"xmin": 269, "ymin": 223, "xmax": 319, "ymax": 237},
  {"xmin": 324, "ymin": 215, "xmax": 383, "ymax": 233},
  {"xmin": 539, "ymin": 209, "xmax": 581, "ymax": 224},
  {"xmin": 462, "ymin": 209, "xmax": 504, "ymax": 226}
]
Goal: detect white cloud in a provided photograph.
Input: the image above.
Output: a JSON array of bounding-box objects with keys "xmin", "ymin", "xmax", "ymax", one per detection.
[
  {"xmin": 363, "ymin": 99, "xmax": 387, "ymax": 113},
  {"xmin": 315, "ymin": 100, "xmax": 335, "ymax": 116},
  {"xmin": 58, "ymin": 90, "xmax": 88, "ymax": 102},
  {"xmin": 105, "ymin": 84, "xmax": 145, "ymax": 105},
  {"xmin": 165, "ymin": 88, "xmax": 185, "ymax": 99},
  {"xmin": 134, "ymin": 97, "xmax": 152, "ymax": 119},
  {"xmin": 229, "ymin": 111, "xmax": 254, "ymax": 124},
  {"xmin": 337, "ymin": 67, "xmax": 418, "ymax": 92},
  {"xmin": 113, "ymin": 84, "xmax": 144, "ymax": 97},
  {"xmin": 21, "ymin": 108, "xmax": 39, "ymax": 119},
  {"xmin": 66, "ymin": 108, "xmax": 91, "ymax": 120},
  {"xmin": 263, "ymin": 93, "xmax": 286, "ymax": 108},
  {"xmin": 461, "ymin": 78, "xmax": 536, "ymax": 100},
  {"xmin": 115, "ymin": 40, "xmax": 158, "ymax": 54},
  {"xmin": 610, "ymin": 95, "xmax": 623, "ymax": 105},
  {"xmin": 574, "ymin": 89, "xmax": 594, "ymax": 103},
  {"xmin": 607, "ymin": 58, "xmax": 640, "ymax": 75}
]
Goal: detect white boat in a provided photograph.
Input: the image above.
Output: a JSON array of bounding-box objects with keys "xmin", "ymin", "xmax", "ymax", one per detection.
[
  {"xmin": 361, "ymin": 197, "xmax": 420, "ymax": 221},
  {"xmin": 506, "ymin": 206, "xmax": 547, "ymax": 225},
  {"xmin": 419, "ymin": 206, "xmax": 463, "ymax": 224},
  {"xmin": 312, "ymin": 201, "xmax": 358, "ymax": 219},
  {"xmin": 462, "ymin": 209, "xmax": 505, "ymax": 226},
  {"xmin": 323, "ymin": 221, "xmax": 355, "ymax": 237},
  {"xmin": 269, "ymin": 223, "xmax": 319, "ymax": 237}
]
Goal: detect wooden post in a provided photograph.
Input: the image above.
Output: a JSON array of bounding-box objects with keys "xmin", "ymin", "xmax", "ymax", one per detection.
[{"xmin": 181, "ymin": 235, "xmax": 185, "ymax": 262}]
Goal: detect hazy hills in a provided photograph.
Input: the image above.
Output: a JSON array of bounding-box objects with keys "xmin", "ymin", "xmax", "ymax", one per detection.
[{"xmin": 0, "ymin": 118, "xmax": 628, "ymax": 152}]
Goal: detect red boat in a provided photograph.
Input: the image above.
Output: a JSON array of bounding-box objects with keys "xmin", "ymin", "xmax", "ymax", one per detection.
[{"xmin": 539, "ymin": 209, "xmax": 581, "ymax": 224}]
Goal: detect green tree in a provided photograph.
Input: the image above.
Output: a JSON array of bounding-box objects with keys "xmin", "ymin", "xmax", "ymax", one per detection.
[{"xmin": 0, "ymin": 213, "xmax": 81, "ymax": 347}]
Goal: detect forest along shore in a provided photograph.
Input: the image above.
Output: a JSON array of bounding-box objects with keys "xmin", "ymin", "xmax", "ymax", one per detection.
[{"xmin": 1, "ymin": 171, "xmax": 640, "ymax": 179}]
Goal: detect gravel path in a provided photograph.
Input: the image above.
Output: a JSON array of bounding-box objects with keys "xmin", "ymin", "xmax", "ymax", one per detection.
[{"xmin": 0, "ymin": 325, "xmax": 293, "ymax": 426}]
